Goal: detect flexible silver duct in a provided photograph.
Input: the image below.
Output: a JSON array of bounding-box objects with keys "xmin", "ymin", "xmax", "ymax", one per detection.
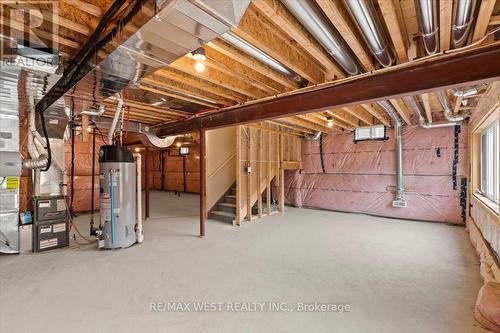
[
  {"xmin": 414, "ymin": 0, "xmax": 439, "ymax": 54},
  {"xmin": 404, "ymin": 96, "xmax": 461, "ymax": 127},
  {"xmin": 342, "ymin": 0, "xmax": 394, "ymax": 67},
  {"xmin": 377, "ymin": 100, "xmax": 406, "ymax": 208},
  {"xmin": 436, "ymin": 91, "xmax": 468, "ymax": 122},
  {"xmin": 452, "ymin": 0, "xmax": 477, "ymax": 48},
  {"xmin": 306, "ymin": 131, "xmax": 322, "ymax": 141},
  {"xmin": 22, "ymin": 155, "xmax": 49, "ymax": 170},
  {"xmin": 282, "ymin": 0, "xmax": 363, "ymax": 75},
  {"xmin": 414, "ymin": 0, "xmax": 473, "ymax": 121}
]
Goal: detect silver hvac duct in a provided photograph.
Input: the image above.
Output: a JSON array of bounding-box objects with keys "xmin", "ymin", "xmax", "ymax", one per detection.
[
  {"xmin": 452, "ymin": 0, "xmax": 478, "ymax": 48},
  {"xmin": 414, "ymin": 0, "xmax": 472, "ymax": 122},
  {"xmin": 281, "ymin": 0, "xmax": 363, "ymax": 75},
  {"xmin": 414, "ymin": 0, "xmax": 439, "ymax": 54},
  {"xmin": 65, "ymin": 0, "xmax": 251, "ymax": 110},
  {"xmin": 342, "ymin": 0, "xmax": 394, "ymax": 67},
  {"xmin": 377, "ymin": 100, "xmax": 406, "ymax": 208},
  {"xmin": 404, "ymin": 96, "xmax": 461, "ymax": 128}
]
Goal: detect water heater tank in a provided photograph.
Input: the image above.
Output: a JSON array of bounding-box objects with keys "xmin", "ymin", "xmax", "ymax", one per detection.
[{"xmin": 99, "ymin": 145, "xmax": 137, "ymax": 249}]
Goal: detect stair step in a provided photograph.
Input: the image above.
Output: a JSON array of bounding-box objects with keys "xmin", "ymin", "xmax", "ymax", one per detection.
[
  {"xmin": 208, "ymin": 211, "xmax": 235, "ymax": 224},
  {"xmin": 218, "ymin": 202, "xmax": 236, "ymax": 213},
  {"xmin": 224, "ymin": 195, "xmax": 236, "ymax": 204}
]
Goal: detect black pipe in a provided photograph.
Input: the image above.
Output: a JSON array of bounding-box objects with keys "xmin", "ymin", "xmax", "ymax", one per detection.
[
  {"xmin": 160, "ymin": 150, "xmax": 165, "ymax": 191},
  {"xmin": 90, "ymin": 123, "xmax": 96, "ymax": 235},
  {"xmin": 182, "ymin": 155, "xmax": 187, "ymax": 193},
  {"xmin": 35, "ymin": 0, "xmax": 148, "ymax": 114}
]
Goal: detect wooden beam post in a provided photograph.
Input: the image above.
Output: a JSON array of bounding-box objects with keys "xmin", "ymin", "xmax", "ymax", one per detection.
[
  {"xmin": 257, "ymin": 128, "xmax": 263, "ymax": 218},
  {"xmin": 236, "ymin": 126, "xmax": 242, "ymax": 225},
  {"xmin": 200, "ymin": 129, "xmax": 206, "ymax": 237},
  {"xmin": 247, "ymin": 128, "xmax": 252, "ymax": 222},
  {"xmin": 145, "ymin": 147, "xmax": 150, "ymax": 220},
  {"xmin": 266, "ymin": 130, "xmax": 271, "ymax": 216},
  {"xmin": 278, "ymin": 133, "xmax": 285, "ymax": 213}
]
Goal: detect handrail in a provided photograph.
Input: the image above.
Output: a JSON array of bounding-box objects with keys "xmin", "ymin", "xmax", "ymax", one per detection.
[{"xmin": 208, "ymin": 152, "xmax": 236, "ymax": 180}]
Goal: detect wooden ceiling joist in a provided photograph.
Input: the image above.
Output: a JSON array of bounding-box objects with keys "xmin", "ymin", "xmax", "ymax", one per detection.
[
  {"xmin": 156, "ymin": 68, "xmax": 246, "ymax": 103},
  {"xmin": 359, "ymin": 103, "xmax": 391, "ymax": 127},
  {"xmin": 233, "ymin": 5, "xmax": 325, "ymax": 84},
  {"xmin": 330, "ymin": 109, "xmax": 360, "ymax": 128},
  {"xmin": 314, "ymin": 0, "xmax": 375, "ymax": 72},
  {"xmin": 171, "ymin": 57, "xmax": 266, "ymax": 99},
  {"xmin": 377, "ymin": 0, "xmax": 409, "ymax": 63},
  {"xmin": 269, "ymin": 120, "xmax": 315, "ymax": 135},
  {"xmin": 207, "ymin": 40, "xmax": 299, "ymax": 91},
  {"xmin": 342, "ymin": 106, "xmax": 373, "ymax": 126},
  {"xmin": 439, "ymin": 0, "xmax": 453, "ymax": 52},
  {"xmin": 421, "ymin": 93, "xmax": 433, "ymax": 123},
  {"xmin": 138, "ymin": 84, "xmax": 217, "ymax": 109},
  {"xmin": 293, "ymin": 115, "xmax": 331, "ymax": 133},
  {"xmin": 472, "ymin": 0, "xmax": 497, "ymax": 42},
  {"xmin": 64, "ymin": 0, "xmax": 102, "ymax": 17},
  {"xmin": 143, "ymin": 76, "xmax": 233, "ymax": 107},
  {"xmin": 253, "ymin": 0, "xmax": 345, "ymax": 80},
  {"xmin": 323, "ymin": 111, "xmax": 353, "ymax": 131},
  {"xmin": 388, "ymin": 99, "xmax": 412, "ymax": 125}
]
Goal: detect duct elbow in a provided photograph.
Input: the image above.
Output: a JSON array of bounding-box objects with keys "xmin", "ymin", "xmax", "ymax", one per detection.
[
  {"xmin": 22, "ymin": 155, "xmax": 48, "ymax": 170},
  {"xmin": 306, "ymin": 131, "xmax": 322, "ymax": 141}
]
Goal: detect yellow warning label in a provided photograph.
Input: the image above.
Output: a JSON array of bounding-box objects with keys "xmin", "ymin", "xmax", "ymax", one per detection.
[{"xmin": 6, "ymin": 177, "xmax": 19, "ymax": 189}]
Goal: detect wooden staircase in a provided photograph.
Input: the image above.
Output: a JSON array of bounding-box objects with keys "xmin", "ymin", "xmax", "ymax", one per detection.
[{"xmin": 208, "ymin": 186, "xmax": 237, "ymax": 224}]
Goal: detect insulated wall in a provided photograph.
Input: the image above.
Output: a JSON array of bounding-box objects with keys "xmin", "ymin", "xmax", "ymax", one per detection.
[{"xmin": 284, "ymin": 124, "xmax": 467, "ymax": 223}]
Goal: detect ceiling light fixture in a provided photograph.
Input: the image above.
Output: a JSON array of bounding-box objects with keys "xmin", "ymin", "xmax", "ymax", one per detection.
[
  {"xmin": 220, "ymin": 32, "xmax": 300, "ymax": 81},
  {"xmin": 326, "ymin": 116, "xmax": 334, "ymax": 127},
  {"xmin": 192, "ymin": 48, "xmax": 206, "ymax": 73}
]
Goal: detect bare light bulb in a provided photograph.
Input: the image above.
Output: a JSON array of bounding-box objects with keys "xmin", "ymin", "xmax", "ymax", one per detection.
[
  {"xmin": 194, "ymin": 61, "xmax": 205, "ymax": 73},
  {"xmin": 134, "ymin": 147, "xmax": 140, "ymax": 152}
]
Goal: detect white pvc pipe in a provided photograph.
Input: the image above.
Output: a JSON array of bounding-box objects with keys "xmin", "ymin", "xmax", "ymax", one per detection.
[
  {"xmin": 133, "ymin": 153, "xmax": 143, "ymax": 244},
  {"xmin": 108, "ymin": 93, "xmax": 124, "ymax": 145}
]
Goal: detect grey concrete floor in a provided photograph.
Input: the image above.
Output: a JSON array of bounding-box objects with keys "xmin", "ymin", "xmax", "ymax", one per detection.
[{"xmin": 0, "ymin": 190, "xmax": 487, "ymax": 333}]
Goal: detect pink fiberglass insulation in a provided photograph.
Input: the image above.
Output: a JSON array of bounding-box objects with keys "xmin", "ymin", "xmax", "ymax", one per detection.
[{"xmin": 284, "ymin": 124, "xmax": 467, "ymax": 224}]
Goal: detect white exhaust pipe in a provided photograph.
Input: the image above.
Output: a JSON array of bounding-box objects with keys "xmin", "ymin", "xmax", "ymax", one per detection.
[{"xmin": 133, "ymin": 153, "xmax": 143, "ymax": 244}]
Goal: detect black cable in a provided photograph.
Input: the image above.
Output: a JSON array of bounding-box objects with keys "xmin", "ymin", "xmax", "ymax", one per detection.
[
  {"xmin": 39, "ymin": 111, "xmax": 51, "ymax": 172},
  {"xmin": 319, "ymin": 133, "xmax": 325, "ymax": 173}
]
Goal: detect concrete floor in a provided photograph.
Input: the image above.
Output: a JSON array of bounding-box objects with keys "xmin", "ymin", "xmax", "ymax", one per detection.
[{"xmin": 0, "ymin": 190, "xmax": 487, "ymax": 333}]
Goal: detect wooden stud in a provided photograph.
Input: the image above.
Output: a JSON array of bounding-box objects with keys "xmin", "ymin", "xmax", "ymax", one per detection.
[
  {"xmin": 200, "ymin": 129, "xmax": 206, "ymax": 237},
  {"xmin": 267, "ymin": 130, "xmax": 271, "ymax": 216},
  {"xmin": 278, "ymin": 134, "xmax": 285, "ymax": 213},
  {"xmin": 81, "ymin": 114, "xmax": 89, "ymax": 142}
]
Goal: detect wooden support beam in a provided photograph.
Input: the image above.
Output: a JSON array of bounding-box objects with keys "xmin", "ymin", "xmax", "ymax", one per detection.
[
  {"xmin": 439, "ymin": 0, "xmax": 453, "ymax": 51},
  {"xmin": 253, "ymin": 0, "xmax": 345, "ymax": 80},
  {"xmin": 234, "ymin": 6, "xmax": 324, "ymax": 83},
  {"xmin": 236, "ymin": 126, "xmax": 242, "ymax": 225},
  {"xmin": 278, "ymin": 134, "xmax": 285, "ymax": 213},
  {"xmin": 378, "ymin": 0, "xmax": 408, "ymax": 63},
  {"xmin": 472, "ymin": 0, "xmax": 496, "ymax": 42},
  {"xmin": 489, "ymin": 15, "xmax": 500, "ymax": 26},
  {"xmin": 81, "ymin": 114, "xmax": 89, "ymax": 142},
  {"xmin": 266, "ymin": 131, "xmax": 271, "ymax": 216},
  {"xmin": 155, "ymin": 43, "xmax": 500, "ymax": 136},
  {"xmin": 389, "ymin": 99, "xmax": 412, "ymax": 125},
  {"xmin": 199, "ymin": 129, "xmax": 206, "ymax": 237},
  {"xmin": 246, "ymin": 129, "xmax": 252, "ymax": 222},
  {"xmin": 421, "ymin": 93, "xmax": 433, "ymax": 123},
  {"xmin": 314, "ymin": 0, "xmax": 375, "ymax": 71},
  {"xmin": 257, "ymin": 129, "xmax": 263, "ymax": 218}
]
